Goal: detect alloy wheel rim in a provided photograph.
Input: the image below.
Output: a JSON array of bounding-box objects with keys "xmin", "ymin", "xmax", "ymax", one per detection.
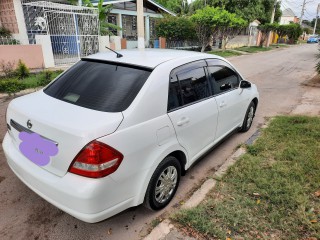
[
  {"xmin": 155, "ymin": 166, "xmax": 178, "ymax": 203},
  {"xmin": 246, "ymin": 106, "xmax": 254, "ymax": 128}
]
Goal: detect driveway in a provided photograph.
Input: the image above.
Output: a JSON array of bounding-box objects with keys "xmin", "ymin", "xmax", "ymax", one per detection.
[{"xmin": 0, "ymin": 44, "xmax": 318, "ymax": 240}]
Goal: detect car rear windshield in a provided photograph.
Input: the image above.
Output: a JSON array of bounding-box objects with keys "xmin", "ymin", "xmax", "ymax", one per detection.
[{"xmin": 44, "ymin": 60, "xmax": 152, "ymax": 112}]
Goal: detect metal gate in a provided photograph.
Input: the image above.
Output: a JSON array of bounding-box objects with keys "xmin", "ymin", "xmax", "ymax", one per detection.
[{"xmin": 22, "ymin": 1, "xmax": 99, "ymax": 66}]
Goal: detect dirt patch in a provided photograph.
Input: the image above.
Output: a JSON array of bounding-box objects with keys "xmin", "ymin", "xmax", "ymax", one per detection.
[
  {"xmin": 302, "ymin": 74, "xmax": 320, "ymax": 88},
  {"xmin": 0, "ymin": 176, "xmax": 5, "ymax": 184}
]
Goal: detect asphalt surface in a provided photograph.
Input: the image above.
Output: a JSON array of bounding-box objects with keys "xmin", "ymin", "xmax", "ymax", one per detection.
[{"xmin": 0, "ymin": 44, "xmax": 318, "ymax": 240}]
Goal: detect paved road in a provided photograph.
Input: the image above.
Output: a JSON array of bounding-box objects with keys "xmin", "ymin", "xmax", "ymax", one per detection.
[{"xmin": 0, "ymin": 44, "xmax": 318, "ymax": 240}]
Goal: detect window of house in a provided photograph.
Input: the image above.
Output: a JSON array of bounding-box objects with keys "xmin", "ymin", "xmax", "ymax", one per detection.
[
  {"xmin": 107, "ymin": 14, "xmax": 118, "ymax": 36},
  {"xmin": 122, "ymin": 15, "xmax": 137, "ymax": 40},
  {"xmin": 149, "ymin": 17, "xmax": 157, "ymax": 40}
]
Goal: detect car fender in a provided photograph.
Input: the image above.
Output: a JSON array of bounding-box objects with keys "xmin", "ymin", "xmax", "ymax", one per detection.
[{"xmin": 133, "ymin": 143, "xmax": 189, "ymax": 206}]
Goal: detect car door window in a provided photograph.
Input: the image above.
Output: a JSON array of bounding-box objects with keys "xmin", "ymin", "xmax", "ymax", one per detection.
[
  {"xmin": 207, "ymin": 65, "xmax": 240, "ymax": 95},
  {"xmin": 168, "ymin": 62, "xmax": 210, "ymax": 111}
]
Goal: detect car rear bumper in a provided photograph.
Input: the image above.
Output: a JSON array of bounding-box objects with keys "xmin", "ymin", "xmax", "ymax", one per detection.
[{"xmin": 3, "ymin": 133, "xmax": 135, "ymax": 223}]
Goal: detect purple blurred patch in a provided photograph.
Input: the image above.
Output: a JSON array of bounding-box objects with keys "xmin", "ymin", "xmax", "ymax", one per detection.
[{"xmin": 19, "ymin": 132, "xmax": 58, "ymax": 166}]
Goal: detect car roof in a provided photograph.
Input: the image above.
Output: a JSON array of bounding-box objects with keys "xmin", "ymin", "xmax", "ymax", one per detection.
[{"xmin": 84, "ymin": 49, "xmax": 222, "ymax": 69}]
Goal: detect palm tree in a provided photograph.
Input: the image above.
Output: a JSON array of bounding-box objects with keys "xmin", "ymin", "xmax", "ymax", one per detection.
[{"xmin": 84, "ymin": 0, "xmax": 120, "ymax": 36}]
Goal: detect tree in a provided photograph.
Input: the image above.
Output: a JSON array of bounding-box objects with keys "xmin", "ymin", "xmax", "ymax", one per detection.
[
  {"xmin": 190, "ymin": 7, "xmax": 222, "ymax": 52},
  {"xmin": 218, "ymin": 11, "xmax": 247, "ymax": 50},
  {"xmin": 84, "ymin": 0, "xmax": 120, "ymax": 36},
  {"xmin": 191, "ymin": 6, "xmax": 246, "ymax": 52},
  {"xmin": 285, "ymin": 23, "xmax": 303, "ymax": 44},
  {"xmin": 155, "ymin": 0, "xmax": 189, "ymax": 15},
  {"xmin": 189, "ymin": 0, "xmax": 280, "ymax": 24},
  {"xmin": 275, "ymin": 24, "xmax": 288, "ymax": 43},
  {"xmin": 257, "ymin": 23, "xmax": 277, "ymax": 47}
]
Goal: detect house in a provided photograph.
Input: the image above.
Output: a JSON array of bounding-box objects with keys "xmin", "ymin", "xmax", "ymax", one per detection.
[
  {"xmin": 93, "ymin": 0, "xmax": 175, "ymax": 48},
  {"xmin": 0, "ymin": 0, "xmax": 175, "ymax": 68},
  {"xmin": 280, "ymin": 8, "xmax": 299, "ymax": 25}
]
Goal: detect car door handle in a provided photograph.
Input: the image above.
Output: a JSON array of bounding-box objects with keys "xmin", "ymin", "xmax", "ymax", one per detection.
[
  {"xmin": 177, "ymin": 117, "xmax": 190, "ymax": 126},
  {"xmin": 220, "ymin": 101, "xmax": 227, "ymax": 108}
]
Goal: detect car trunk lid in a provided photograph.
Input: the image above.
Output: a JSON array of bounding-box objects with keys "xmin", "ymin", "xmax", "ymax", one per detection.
[{"xmin": 6, "ymin": 91, "xmax": 123, "ymax": 177}]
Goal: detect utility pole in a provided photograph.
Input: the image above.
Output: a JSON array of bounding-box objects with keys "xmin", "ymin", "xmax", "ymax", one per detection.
[
  {"xmin": 137, "ymin": 0, "xmax": 145, "ymax": 49},
  {"xmin": 266, "ymin": 0, "xmax": 277, "ymax": 47},
  {"xmin": 313, "ymin": 3, "xmax": 320, "ymax": 35},
  {"xmin": 299, "ymin": 0, "xmax": 307, "ymax": 25}
]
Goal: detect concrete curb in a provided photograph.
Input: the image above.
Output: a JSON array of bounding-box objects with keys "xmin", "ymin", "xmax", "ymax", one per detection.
[
  {"xmin": 143, "ymin": 147, "xmax": 247, "ymax": 240},
  {"xmin": 144, "ymin": 219, "xmax": 174, "ymax": 240}
]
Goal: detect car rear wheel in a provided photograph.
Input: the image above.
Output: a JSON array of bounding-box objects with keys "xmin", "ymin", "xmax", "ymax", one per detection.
[
  {"xmin": 144, "ymin": 156, "xmax": 181, "ymax": 210},
  {"xmin": 239, "ymin": 101, "xmax": 256, "ymax": 132}
]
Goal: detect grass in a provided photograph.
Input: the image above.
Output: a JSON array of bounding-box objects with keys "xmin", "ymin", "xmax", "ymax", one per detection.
[
  {"xmin": 235, "ymin": 46, "xmax": 273, "ymax": 53},
  {"xmin": 207, "ymin": 50, "xmax": 243, "ymax": 58},
  {"xmin": 0, "ymin": 70, "xmax": 63, "ymax": 91},
  {"xmin": 172, "ymin": 116, "xmax": 320, "ymax": 239},
  {"xmin": 22, "ymin": 70, "xmax": 62, "ymax": 88}
]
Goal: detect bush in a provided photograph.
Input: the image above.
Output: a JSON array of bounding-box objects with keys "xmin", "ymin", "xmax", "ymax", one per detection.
[
  {"xmin": 15, "ymin": 60, "xmax": 30, "ymax": 79},
  {"xmin": 155, "ymin": 15, "xmax": 197, "ymax": 41},
  {"xmin": 274, "ymin": 23, "xmax": 303, "ymax": 44},
  {"xmin": 37, "ymin": 70, "xmax": 53, "ymax": 86},
  {"xmin": 285, "ymin": 23, "xmax": 303, "ymax": 43},
  {"xmin": 0, "ymin": 60, "xmax": 15, "ymax": 78},
  {"xmin": 0, "ymin": 79, "xmax": 26, "ymax": 94},
  {"xmin": 0, "ymin": 27, "xmax": 11, "ymax": 37}
]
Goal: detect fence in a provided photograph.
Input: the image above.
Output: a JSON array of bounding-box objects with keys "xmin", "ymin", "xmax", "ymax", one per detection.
[
  {"xmin": 0, "ymin": 37, "xmax": 21, "ymax": 45},
  {"xmin": 166, "ymin": 40, "xmax": 200, "ymax": 50}
]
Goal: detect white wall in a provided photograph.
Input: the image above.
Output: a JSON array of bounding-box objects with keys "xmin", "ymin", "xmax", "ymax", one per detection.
[
  {"xmin": 280, "ymin": 16, "xmax": 294, "ymax": 25},
  {"xmin": 35, "ymin": 35, "xmax": 55, "ymax": 68},
  {"xmin": 99, "ymin": 36, "xmax": 110, "ymax": 52}
]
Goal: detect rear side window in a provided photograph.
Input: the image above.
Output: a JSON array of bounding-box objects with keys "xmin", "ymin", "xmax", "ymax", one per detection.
[
  {"xmin": 168, "ymin": 60, "xmax": 210, "ymax": 111},
  {"xmin": 178, "ymin": 67, "xmax": 210, "ymax": 105},
  {"xmin": 44, "ymin": 60, "xmax": 151, "ymax": 112}
]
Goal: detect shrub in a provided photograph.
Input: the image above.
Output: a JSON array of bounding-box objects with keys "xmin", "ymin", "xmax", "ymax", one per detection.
[
  {"xmin": 155, "ymin": 15, "xmax": 197, "ymax": 41},
  {"xmin": 0, "ymin": 79, "xmax": 26, "ymax": 94},
  {"xmin": 285, "ymin": 23, "xmax": 303, "ymax": 44},
  {"xmin": 15, "ymin": 60, "xmax": 30, "ymax": 79},
  {"xmin": 0, "ymin": 27, "xmax": 11, "ymax": 37},
  {"xmin": 0, "ymin": 60, "xmax": 16, "ymax": 78},
  {"xmin": 37, "ymin": 70, "xmax": 53, "ymax": 86}
]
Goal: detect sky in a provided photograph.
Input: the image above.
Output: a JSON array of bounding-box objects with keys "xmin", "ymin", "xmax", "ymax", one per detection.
[{"xmin": 280, "ymin": 0, "xmax": 320, "ymax": 21}]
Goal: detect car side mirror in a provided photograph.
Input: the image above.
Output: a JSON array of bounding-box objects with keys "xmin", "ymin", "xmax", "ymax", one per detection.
[{"xmin": 240, "ymin": 80, "xmax": 251, "ymax": 89}]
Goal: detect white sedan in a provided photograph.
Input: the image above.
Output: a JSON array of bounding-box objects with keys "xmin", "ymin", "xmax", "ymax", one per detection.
[{"xmin": 3, "ymin": 49, "xmax": 259, "ymax": 223}]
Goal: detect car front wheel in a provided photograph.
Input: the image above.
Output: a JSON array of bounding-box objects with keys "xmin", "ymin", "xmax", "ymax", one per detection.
[
  {"xmin": 240, "ymin": 101, "xmax": 256, "ymax": 132},
  {"xmin": 144, "ymin": 156, "xmax": 181, "ymax": 210}
]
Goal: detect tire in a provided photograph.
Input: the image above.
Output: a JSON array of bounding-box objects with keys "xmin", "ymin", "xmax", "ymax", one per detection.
[
  {"xmin": 239, "ymin": 101, "xmax": 256, "ymax": 132},
  {"xmin": 144, "ymin": 156, "xmax": 181, "ymax": 210}
]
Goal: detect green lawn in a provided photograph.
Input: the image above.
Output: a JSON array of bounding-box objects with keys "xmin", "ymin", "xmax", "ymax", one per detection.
[
  {"xmin": 0, "ymin": 70, "xmax": 63, "ymax": 94},
  {"xmin": 173, "ymin": 116, "xmax": 320, "ymax": 239},
  {"xmin": 21, "ymin": 70, "xmax": 62, "ymax": 88},
  {"xmin": 235, "ymin": 46, "xmax": 273, "ymax": 53},
  {"xmin": 207, "ymin": 50, "xmax": 243, "ymax": 58}
]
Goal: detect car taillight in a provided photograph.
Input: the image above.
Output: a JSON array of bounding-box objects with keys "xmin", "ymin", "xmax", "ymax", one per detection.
[{"xmin": 68, "ymin": 141, "xmax": 123, "ymax": 178}]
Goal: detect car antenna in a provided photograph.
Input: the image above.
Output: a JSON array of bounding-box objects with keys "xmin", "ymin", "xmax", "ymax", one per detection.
[{"xmin": 105, "ymin": 46, "xmax": 123, "ymax": 58}]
